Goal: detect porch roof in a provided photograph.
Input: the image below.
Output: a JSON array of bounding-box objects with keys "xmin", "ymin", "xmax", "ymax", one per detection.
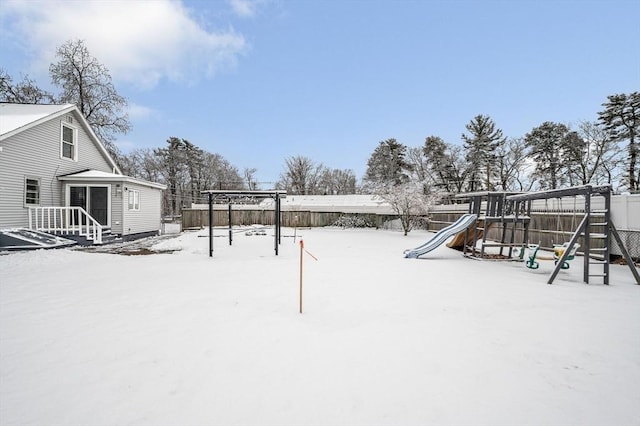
[{"xmin": 58, "ymin": 170, "xmax": 166, "ymax": 190}]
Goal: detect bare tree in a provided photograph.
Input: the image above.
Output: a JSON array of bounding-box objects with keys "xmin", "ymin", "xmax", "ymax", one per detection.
[
  {"xmin": 200, "ymin": 152, "xmax": 243, "ymax": 192},
  {"xmin": 277, "ymin": 156, "xmax": 326, "ymax": 195},
  {"xmin": 243, "ymin": 168, "xmax": 259, "ymax": 191},
  {"xmin": 0, "ymin": 68, "xmax": 55, "ymax": 103},
  {"xmin": 327, "ymin": 169, "xmax": 357, "ymax": 194},
  {"xmin": 422, "ymin": 136, "xmax": 468, "ymax": 193},
  {"xmin": 119, "ymin": 148, "xmax": 163, "ymax": 182},
  {"xmin": 407, "ymin": 147, "xmax": 430, "ymax": 184},
  {"xmin": 565, "ymin": 121, "xmax": 616, "ymax": 186},
  {"xmin": 495, "ymin": 137, "xmax": 529, "ymax": 191},
  {"xmin": 49, "ymin": 39, "xmax": 130, "ymax": 159}
]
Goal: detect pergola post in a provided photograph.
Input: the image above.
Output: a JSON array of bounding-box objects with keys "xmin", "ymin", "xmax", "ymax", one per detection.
[
  {"xmin": 208, "ymin": 192, "xmax": 213, "ymax": 257},
  {"xmin": 228, "ymin": 203, "xmax": 233, "ymax": 246},
  {"xmin": 274, "ymin": 192, "xmax": 281, "ymax": 255}
]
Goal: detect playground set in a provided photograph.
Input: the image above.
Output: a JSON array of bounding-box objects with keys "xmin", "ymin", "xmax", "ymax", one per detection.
[{"xmin": 405, "ymin": 185, "xmax": 639, "ymax": 285}]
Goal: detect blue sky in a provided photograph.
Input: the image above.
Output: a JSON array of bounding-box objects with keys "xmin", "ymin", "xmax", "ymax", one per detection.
[{"xmin": 1, "ymin": 0, "xmax": 639, "ymax": 185}]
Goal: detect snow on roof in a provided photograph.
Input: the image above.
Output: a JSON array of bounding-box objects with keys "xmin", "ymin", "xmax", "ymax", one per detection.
[
  {"xmin": 0, "ymin": 103, "xmax": 76, "ymax": 137},
  {"xmin": 60, "ymin": 170, "xmax": 122, "ymax": 179},
  {"xmin": 59, "ymin": 170, "xmax": 167, "ymax": 190}
]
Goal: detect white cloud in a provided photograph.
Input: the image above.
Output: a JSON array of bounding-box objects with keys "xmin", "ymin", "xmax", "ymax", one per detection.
[
  {"xmin": 127, "ymin": 103, "xmax": 157, "ymax": 120},
  {"xmin": 227, "ymin": 0, "xmax": 270, "ymax": 18},
  {"xmin": 0, "ymin": 0, "xmax": 247, "ymax": 89}
]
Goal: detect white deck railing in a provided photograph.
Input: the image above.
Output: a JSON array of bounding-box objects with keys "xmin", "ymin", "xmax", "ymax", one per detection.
[{"xmin": 28, "ymin": 206, "xmax": 103, "ymax": 244}]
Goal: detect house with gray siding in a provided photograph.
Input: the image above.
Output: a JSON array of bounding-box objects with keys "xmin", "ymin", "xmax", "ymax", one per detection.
[{"xmin": 0, "ymin": 103, "xmax": 166, "ymax": 245}]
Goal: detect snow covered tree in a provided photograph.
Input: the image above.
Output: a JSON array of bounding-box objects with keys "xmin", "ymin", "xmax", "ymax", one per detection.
[
  {"xmin": 598, "ymin": 92, "xmax": 640, "ymax": 192},
  {"xmin": 525, "ymin": 122, "xmax": 578, "ymax": 190},
  {"xmin": 461, "ymin": 115, "xmax": 505, "ymax": 191},
  {"xmin": 182, "ymin": 140, "xmax": 206, "ymax": 203},
  {"xmin": 422, "ymin": 136, "xmax": 468, "ymax": 193},
  {"xmin": 155, "ymin": 137, "xmax": 186, "ymax": 216},
  {"xmin": 373, "ymin": 178, "xmax": 442, "ymax": 236},
  {"xmin": 363, "ymin": 138, "xmax": 412, "ymax": 190}
]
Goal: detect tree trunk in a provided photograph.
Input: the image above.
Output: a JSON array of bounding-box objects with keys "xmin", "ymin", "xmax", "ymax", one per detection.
[{"xmin": 629, "ymin": 137, "xmax": 637, "ymax": 191}]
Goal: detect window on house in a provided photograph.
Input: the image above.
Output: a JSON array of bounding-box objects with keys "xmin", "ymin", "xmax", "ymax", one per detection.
[
  {"xmin": 25, "ymin": 177, "xmax": 40, "ymax": 206},
  {"xmin": 128, "ymin": 190, "xmax": 140, "ymax": 211},
  {"xmin": 61, "ymin": 123, "xmax": 76, "ymax": 160}
]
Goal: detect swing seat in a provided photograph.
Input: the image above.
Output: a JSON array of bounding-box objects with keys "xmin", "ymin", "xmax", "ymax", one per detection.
[
  {"xmin": 553, "ymin": 242, "xmax": 580, "ymax": 269},
  {"xmin": 525, "ymin": 244, "xmax": 542, "ymax": 269},
  {"xmin": 525, "ymin": 243, "xmax": 579, "ymax": 270}
]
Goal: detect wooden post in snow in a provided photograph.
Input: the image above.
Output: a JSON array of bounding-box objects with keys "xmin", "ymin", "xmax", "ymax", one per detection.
[{"xmin": 299, "ymin": 239, "xmax": 304, "ymax": 314}]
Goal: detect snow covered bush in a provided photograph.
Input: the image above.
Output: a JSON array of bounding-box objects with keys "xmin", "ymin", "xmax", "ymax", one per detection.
[
  {"xmin": 410, "ymin": 215, "xmax": 430, "ymax": 230},
  {"xmin": 333, "ymin": 215, "xmax": 373, "ymax": 228}
]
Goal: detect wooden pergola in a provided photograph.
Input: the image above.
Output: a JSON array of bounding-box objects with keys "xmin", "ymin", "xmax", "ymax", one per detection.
[{"xmin": 200, "ymin": 190, "xmax": 287, "ymax": 257}]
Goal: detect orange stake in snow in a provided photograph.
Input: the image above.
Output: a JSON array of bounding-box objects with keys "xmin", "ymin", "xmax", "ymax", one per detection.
[{"xmin": 299, "ymin": 239, "xmax": 318, "ymax": 314}]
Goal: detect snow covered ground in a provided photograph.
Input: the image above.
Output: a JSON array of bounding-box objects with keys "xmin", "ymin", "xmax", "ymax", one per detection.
[{"xmin": 1, "ymin": 226, "xmax": 639, "ymax": 426}]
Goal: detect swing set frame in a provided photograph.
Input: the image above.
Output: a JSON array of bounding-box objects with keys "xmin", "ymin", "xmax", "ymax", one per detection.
[
  {"xmin": 525, "ymin": 197, "xmax": 580, "ymax": 270},
  {"xmin": 507, "ymin": 185, "xmax": 639, "ymax": 285}
]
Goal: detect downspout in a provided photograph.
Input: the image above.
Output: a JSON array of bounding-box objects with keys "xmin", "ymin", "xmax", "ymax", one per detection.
[{"xmin": 51, "ymin": 165, "xmax": 60, "ymax": 206}]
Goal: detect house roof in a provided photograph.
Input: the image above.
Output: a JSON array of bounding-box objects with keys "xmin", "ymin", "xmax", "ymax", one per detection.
[
  {"xmin": 0, "ymin": 103, "xmax": 76, "ymax": 136},
  {"xmin": 58, "ymin": 169, "xmax": 167, "ymax": 190},
  {"xmin": 0, "ymin": 103, "xmax": 121, "ymax": 175}
]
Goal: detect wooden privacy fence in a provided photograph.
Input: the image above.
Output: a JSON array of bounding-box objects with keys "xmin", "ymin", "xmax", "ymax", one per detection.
[
  {"xmin": 181, "ymin": 206, "xmax": 638, "ymax": 259},
  {"xmin": 181, "ymin": 208, "xmax": 397, "ymax": 229},
  {"xmin": 429, "ymin": 211, "xmax": 585, "ymax": 247}
]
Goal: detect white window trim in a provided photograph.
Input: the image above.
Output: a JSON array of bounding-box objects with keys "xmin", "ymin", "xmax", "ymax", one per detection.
[
  {"xmin": 128, "ymin": 189, "xmax": 140, "ymax": 211},
  {"xmin": 24, "ymin": 176, "xmax": 41, "ymax": 207},
  {"xmin": 60, "ymin": 121, "xmax": 78, "ymax": 161}
]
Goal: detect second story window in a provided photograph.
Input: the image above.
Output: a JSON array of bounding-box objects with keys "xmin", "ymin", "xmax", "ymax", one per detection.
[{"xmin": 61, "ymin": 123, "xmax": 77, "ymax": 160}]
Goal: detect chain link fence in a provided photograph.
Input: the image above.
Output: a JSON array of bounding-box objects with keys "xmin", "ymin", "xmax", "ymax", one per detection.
[{"xmin": 612, "ymin": 230, "xmax": 640, "ymax": 262}]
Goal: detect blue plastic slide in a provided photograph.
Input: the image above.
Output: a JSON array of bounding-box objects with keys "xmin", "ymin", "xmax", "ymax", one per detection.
[{"xmin": 404, "ymin": 214, "xmax": 478, "ymax": 258}]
